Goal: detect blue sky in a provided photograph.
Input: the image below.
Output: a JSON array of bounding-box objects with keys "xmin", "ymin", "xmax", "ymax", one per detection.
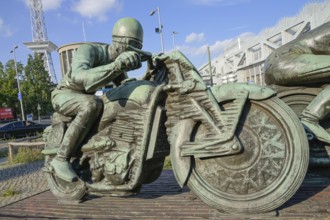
[{"xmin": 0, "ymin": 0, "xmax": 319, "ymax": 81}]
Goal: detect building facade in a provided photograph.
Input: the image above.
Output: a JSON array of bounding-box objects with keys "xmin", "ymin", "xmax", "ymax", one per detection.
[{"xmin": 199, "ymin": 0, "xmax": 330, "ymax": 86}]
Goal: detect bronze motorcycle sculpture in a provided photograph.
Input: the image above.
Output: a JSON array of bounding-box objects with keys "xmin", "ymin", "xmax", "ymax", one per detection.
[
  {"xmin": 43, "ymin": 48, "xmax": 309, "ymax": 214},
  {"xmin": 264, "ymin": 22, "xmax": 330, "ymax": 168},
  {"xmin": 268, "ymin": 84, "xmax": 330, "ymax": 167}
]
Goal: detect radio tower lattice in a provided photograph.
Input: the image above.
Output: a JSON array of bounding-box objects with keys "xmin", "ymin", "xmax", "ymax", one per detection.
[{"xmin": 24, "ymin": 0, "xmax": 58, "ymax": 84}]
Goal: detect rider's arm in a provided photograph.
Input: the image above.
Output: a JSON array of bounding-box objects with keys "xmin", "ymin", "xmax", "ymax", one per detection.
[{"xmin": 70, "ymin": 44, "xmax": 124, "ymax": 93}]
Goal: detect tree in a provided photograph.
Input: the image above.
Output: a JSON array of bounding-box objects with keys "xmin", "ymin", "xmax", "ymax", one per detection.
[
  {"xmin": 0, "ymin": 62, "xmax": 6, "ymax": 105},
  {"xmin": 21, "ymin": 53, "xmax": 55, "ymax": 117},
  {"xmin": 0, "ymin": 60, "xmax": 24, "ymax": 118},
  {"xmin": 0, "ymin": 54, "xmax": 55, "ymax": 120}
]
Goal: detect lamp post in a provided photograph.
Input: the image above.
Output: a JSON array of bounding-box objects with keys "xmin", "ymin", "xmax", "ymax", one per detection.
[
  {"xmin": 150, "ymin": 7, "xmax": 165, "ymax": 53},
  {"xmin": 37, "ymin": 103, "xmax": 41, "ymax": 123},
  {"xmin": 172, "ymin": 31, "xmax": 178, "ymax": 51},
  {"xmin": 207, "ymin": 46, "xmax": 214, "ymax": 87},
  {"xmin": 10, "ymin": 45, "xmax": 25, "ymax": 121}
]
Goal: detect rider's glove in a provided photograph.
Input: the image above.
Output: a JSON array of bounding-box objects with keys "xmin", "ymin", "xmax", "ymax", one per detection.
[{"xmin": 115, "ymin": 51, "xmax": 141, "ymax": 71}]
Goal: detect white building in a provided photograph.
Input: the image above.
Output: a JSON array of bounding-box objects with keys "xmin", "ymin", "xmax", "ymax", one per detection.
[{"xmin": 199, "ymin": 0, "xmax": 330, "ymax": 86}]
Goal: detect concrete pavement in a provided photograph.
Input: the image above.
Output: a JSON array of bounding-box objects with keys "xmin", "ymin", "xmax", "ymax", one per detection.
[
  {"xmin": 0, "ymin": 161, "xmax": 329, "ymax": 219},
  {"xmin": 0, "ymin": 161, "xmax": 48, "ymax": 208}
]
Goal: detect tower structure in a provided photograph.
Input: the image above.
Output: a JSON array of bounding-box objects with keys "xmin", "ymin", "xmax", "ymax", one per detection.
[{"xmin": 24, "ymin": 0, "xmax": 58, "ymax": 84}]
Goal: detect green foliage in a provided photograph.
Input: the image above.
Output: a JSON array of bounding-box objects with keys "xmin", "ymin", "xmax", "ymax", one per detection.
[
  {"xmin": 163, "ymin": 156, "xmax": 172, "ymax": 170},
  {"xmin": 0, "ymin": 60, "xmax": 23, "ymax": 116},
  {"xmin": 1, "ymin": 187, "xmax": 19, "ymax": 197},
  {"xmin": 0, "ymin": 150, "xmax": 8, "ymax": 158},
  {"xmin": 0, "ymin": 53, "xmax": 55, "ymax": 119},
  {"xmin": 12, "ymin": 147, "xmax": 44, "ymax": 164},
  {"xmin": 22, "ymin": 54, "xmax": 55, "ymax": 117}
]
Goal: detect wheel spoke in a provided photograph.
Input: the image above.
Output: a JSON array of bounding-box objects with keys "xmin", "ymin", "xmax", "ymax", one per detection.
[{"xmin": 187, "ymin": 98, "xmax": 309, "ymax": 213}]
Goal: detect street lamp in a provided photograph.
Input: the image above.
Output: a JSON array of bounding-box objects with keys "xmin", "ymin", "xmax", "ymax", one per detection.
[
  {"xmin": 207, "ymin": 46, "xmax": 214, "ymax": 87},
  {"xmin": 37, "ymin": 103, "xmax": 41, "ymax": 123},
  {"xmin": 150, "ymin": 7, "xmax": 165, "ymax": 53},
  {"xmin": 172, "ymin": 31, "xmax": 178, "ymax": 51},
  {"xmin": 10, "ymin": 45, "xmax": 25, "ymax": 121}
]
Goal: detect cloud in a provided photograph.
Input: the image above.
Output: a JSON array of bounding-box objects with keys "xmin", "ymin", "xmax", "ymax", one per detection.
[
  {"xmin": 179, "ymin": 32, "xmax": 255, "ymax": 58},
  {"xmin": 176, "ymin": 39, "xmax": 234, "ymax": 68},
  {"xmin": 237, "ymin": 31, "xmax": 255, "ymax": 39},
  {"xmin": 185, "ymin": 32, "xmax": 205, "ymax": 43},
  {"xmin": 228, "ymin": 25, "xmax": 249, "ymax": 31},
  {"xmin": 72, "ymin": 0, "xmax": 122, "ymax": 21},
  {"xmin": 0, "ymin": 18, "xmax": 15, "ymax": 37},
  {"xmin": 179, "ymin": 38, "xmax": 233, "ymax": 57},
  {"xmin": 177, "ymin": 44, "xmax": 208, "ymax": 57},
  {"xmin": 191, "ymin": 0, "xmax": 250, "ymax": 6},
  {"xmin": 211, "ymin": 38, "xmax": 234, "ymax": 53},
  {"xmin": 23, "ymin": 0, "xmax": 63, "ymax": 11},
  {"xmin": 56, "ymin": 12, "xmax": 79, "ymax": 25},
  {"xmin": 42, "ymin": 0, "xmax": 64, "ymax": 11}
]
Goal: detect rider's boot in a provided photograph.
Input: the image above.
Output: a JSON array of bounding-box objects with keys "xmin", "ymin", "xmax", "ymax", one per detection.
[
  {"xmin": 50, "ymin": 156, "xmax": 78, "ymax": 182},
  {"xmin": 50, "ymin": 122, "xmax": 87, "ymax": 182},
  {"xmin": 300, "ymin": 85, "xmax": 330, "ymax": 144}
]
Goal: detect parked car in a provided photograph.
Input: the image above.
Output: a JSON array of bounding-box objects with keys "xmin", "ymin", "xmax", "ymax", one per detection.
[
  {"xmin": 0, "ymin": 121, "xmax": 49, "ymax": 139},
  {"xmin": 0, "ymin": 119, "xmax": 15, "ymax": 124}
]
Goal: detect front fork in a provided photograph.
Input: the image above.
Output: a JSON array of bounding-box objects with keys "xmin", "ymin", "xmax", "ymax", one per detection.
[{"xmin": 167, "ymin": 87, "xmax": 248, "ymax": 187}]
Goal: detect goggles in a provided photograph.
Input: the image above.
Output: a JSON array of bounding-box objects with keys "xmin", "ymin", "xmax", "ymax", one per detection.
[{"xmin": 113, "ymin": 37, "xmax": 142, "ymax": 50}]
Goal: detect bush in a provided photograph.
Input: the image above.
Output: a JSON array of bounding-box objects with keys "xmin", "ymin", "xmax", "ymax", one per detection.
[
  {"xmin": 2, "ymin": 188, "xmax": 19, "ymax": 197},
  {"xmin": 12, "ymin": 147, "xmax": 44, "ymax": 164},
  {"xmin": 0, "ymin": 150, "xmax": 8, "ymax": 158}
]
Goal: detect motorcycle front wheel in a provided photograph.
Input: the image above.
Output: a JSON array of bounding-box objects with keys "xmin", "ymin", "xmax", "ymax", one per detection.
[{"xmin": 187, "ymin": 97, "xmax": 309, "ymax": 213}]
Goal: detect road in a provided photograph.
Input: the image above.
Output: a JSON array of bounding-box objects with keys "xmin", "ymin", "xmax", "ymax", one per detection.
[
  {"xmin": 0, "ymin": 118, "xmax": 50, "ymax": 162},
  {"xmin": 0, "ymin": 118, "xmax": 50, "ymax": 145}
]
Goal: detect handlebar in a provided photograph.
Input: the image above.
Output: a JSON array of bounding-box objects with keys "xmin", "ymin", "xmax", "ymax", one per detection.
[{"xmin": 128, "ymin": 45, "xmax": 152, "ymax": 62}]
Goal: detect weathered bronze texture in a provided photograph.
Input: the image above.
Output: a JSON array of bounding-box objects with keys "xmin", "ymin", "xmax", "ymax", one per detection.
[
  {"xmin": 43, "ymin": 49, "xmax": 309, "ymax": 213},
  {"xmin": 265, "ymin": 21, "xmax": 330, "ymax": 167},
  {"xmin": 264, "ymin": 22, "xmax": 330, "ymax": 86},
  {"xmin": 43, "ymin": 18, "xmax": 312, "ymax": 214},
  {"xmin": 48, "ymin": 17, "xmax": 144, "ymax": 183}
]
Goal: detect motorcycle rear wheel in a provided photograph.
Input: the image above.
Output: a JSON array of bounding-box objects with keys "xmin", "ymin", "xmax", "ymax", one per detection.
[
  {"xmin": 276, "ymin": 87, "xmax": 330, "ymax": 167},
  {"xmin": 44, "ymin": 155, "xmax": 87, "ymax": 203},
  {"xmin": 187, "ymin": 97, "xmax": 309, "ymax": 213},
  {"xmin": 276, "ymin": 87, "xmax": 320, "ymax": 116}
]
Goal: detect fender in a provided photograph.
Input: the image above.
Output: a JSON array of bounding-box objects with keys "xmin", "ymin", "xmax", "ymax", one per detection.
[
  {"xmin": 170, "ymin": 119, "xmax": 195, "ymax": 188},
  {"xmin": 210, "ymin": 83, "xmax": 276, "ymax": 103},
  {"xmin": 170, "ymin": 83, "xmax": 276, "ymax": 187}
]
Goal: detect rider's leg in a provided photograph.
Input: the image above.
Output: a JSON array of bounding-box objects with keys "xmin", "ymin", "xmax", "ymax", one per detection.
[
  {"xmin": 265, "ymin": 54, "xmax": 330, "ymax": 86},
  {"xmin": 300, "ymin": 85, "xmax": 330, "ymax": 144},
  {"xmin": 50, "ymin": 122, "xmax": 87, "ymax": 182},
  {"xmin": 51, "ymin": 92, "xmax": 103, "ymax": 182}
]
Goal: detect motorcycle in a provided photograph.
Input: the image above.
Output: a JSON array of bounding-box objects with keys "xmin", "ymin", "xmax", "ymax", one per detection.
[
  {"xmin": 269, "ymin": 84, "xmax": 330, "ymax": 167},
  {"xmin": 43, "ymin": 48, "xmax": 309, "ymax": 213}
]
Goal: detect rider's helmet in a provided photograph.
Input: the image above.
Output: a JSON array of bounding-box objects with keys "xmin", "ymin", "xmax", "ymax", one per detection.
[{"xmin": 112, "ymin": 17, "xmax": 143, "ymax": 50}]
